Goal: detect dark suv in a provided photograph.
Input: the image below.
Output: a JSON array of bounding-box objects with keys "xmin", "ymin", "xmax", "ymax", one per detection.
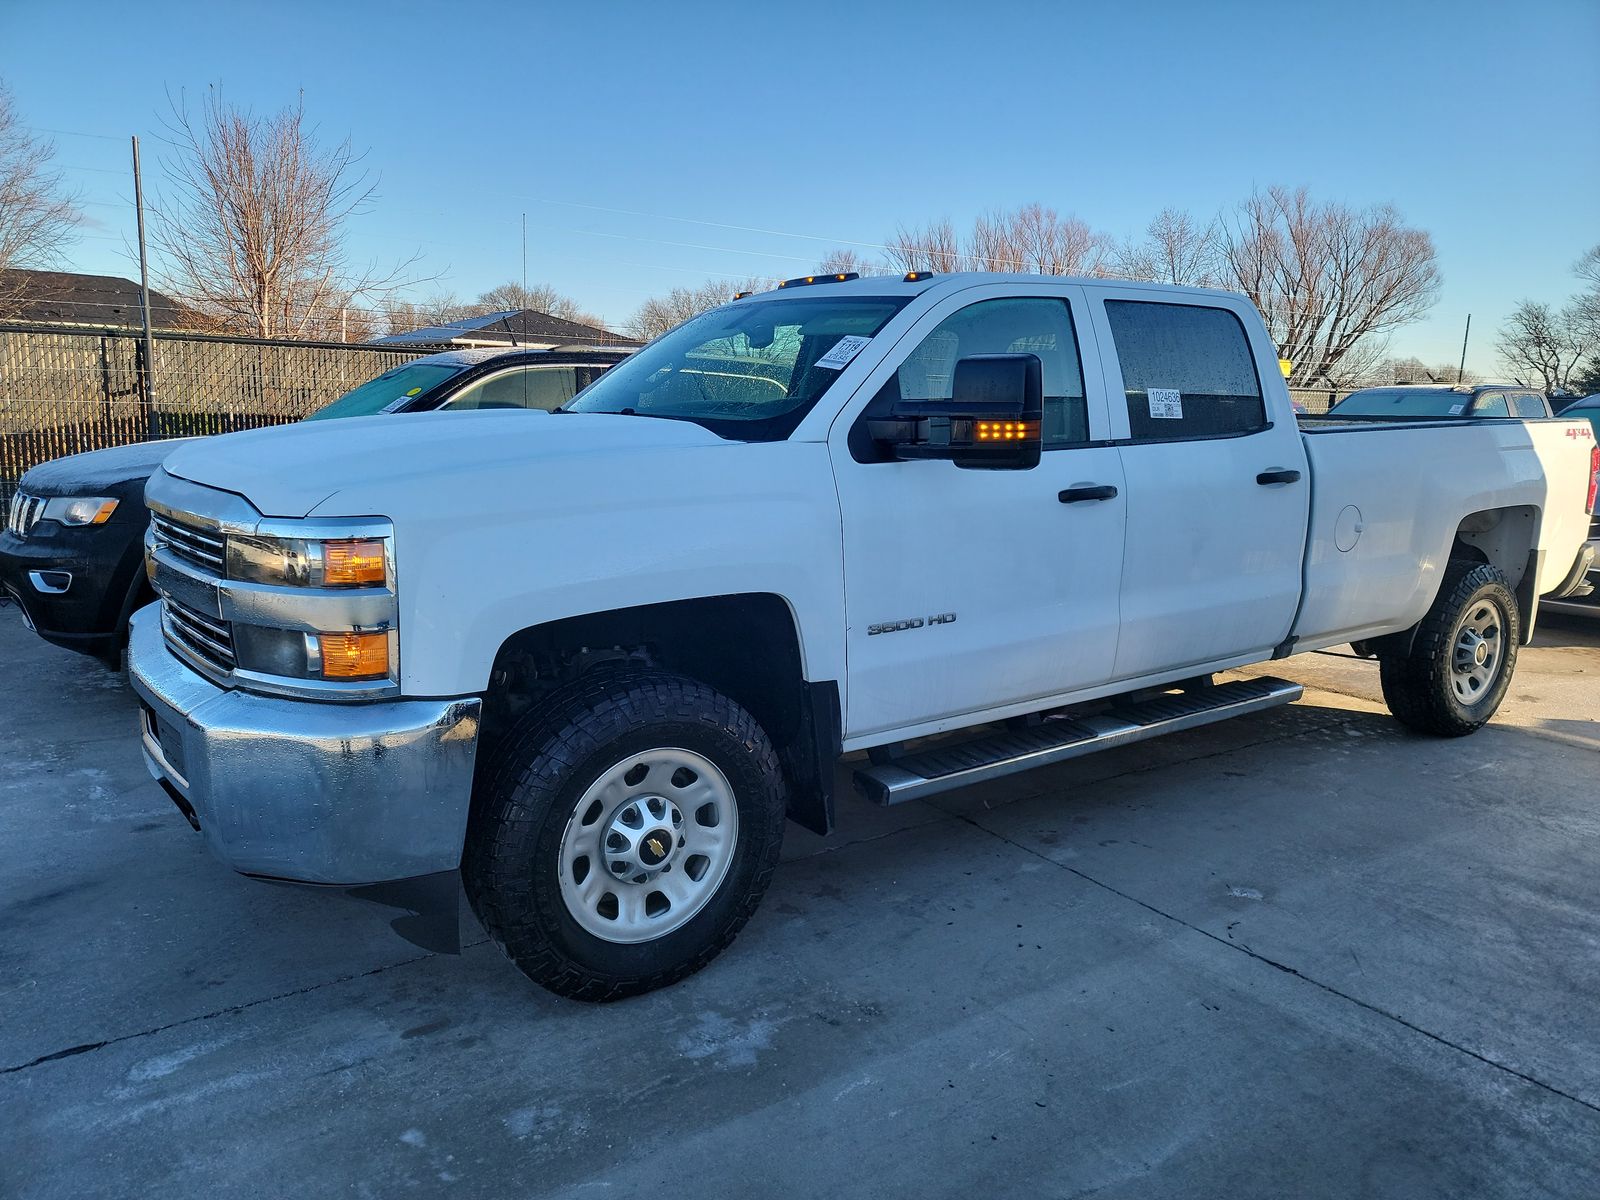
[{"xmin": 1, "ymin": 346, "xmax": 628, "ymax": 664}]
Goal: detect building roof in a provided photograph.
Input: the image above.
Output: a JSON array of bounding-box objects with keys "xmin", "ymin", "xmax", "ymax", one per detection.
[
  {"xmin": 374, "ymin": 308, "xmax": 639, "ymax": 349},
  {"xmin": 0, "ymin": 268, "xmax": 191, "ymax": 329}
]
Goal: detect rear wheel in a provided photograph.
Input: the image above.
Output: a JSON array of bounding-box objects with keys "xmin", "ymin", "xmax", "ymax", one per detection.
[
  {"xmin": 1379, "ymin": 561, "xmax": 1519, "ymax": 737},
  {"xmin": 464, "ymin": 670, "xmax": 787, "ymax": 1001}
]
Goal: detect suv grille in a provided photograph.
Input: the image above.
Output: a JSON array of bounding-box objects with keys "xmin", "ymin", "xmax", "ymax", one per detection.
[
  {"xmin": 162, "ymin": 596, "xmax": 236, "ymax": 673},
  {"xmin": 151, "ymin": 511, "xmax": 226, "ymax": 575},
  {"xmin": 6, "ymin": 491, "xmax": 44, "ymax": 538}
]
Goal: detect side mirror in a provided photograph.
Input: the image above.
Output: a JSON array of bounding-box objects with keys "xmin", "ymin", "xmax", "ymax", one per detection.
[{"xmin": 868, "ymin": 353, "xmax": 1043, "ymax": 470}]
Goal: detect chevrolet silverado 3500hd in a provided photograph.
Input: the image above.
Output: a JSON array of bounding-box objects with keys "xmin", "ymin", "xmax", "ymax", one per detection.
[{"xmin": 128, "ymin": 272, "xmax": 1599, "ymax": 1000}]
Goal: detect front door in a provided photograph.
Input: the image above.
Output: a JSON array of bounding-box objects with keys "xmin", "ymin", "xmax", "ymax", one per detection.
[{"xmin": 831, "ymin": 285, "xmax": 1126, "ymax": 742}]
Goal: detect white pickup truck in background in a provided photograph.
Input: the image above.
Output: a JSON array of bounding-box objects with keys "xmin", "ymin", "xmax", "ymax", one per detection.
[{"xmin": 128, "ymin": 272, "xmax": 1599, "ymax": 1001}]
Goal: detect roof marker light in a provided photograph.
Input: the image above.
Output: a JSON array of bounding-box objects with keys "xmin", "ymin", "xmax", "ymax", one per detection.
[
  {"xmin": 778, "ymin": 272, "xmax": 859, "ymax": 289},
  {"xmin": 903, "ymin": 271, "xmax": 935, "ymax": 282}
]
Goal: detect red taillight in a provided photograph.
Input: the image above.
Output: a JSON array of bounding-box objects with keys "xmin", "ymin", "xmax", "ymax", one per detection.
[{"xmin": 1589, "ymin": 444, "xmax": 1599, "ymax": 515}]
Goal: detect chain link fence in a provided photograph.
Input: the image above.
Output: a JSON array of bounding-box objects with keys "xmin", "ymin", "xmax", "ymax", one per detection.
[{"xmin": 0, "ymin": 325, "xmax": 439, "ymax": 502}]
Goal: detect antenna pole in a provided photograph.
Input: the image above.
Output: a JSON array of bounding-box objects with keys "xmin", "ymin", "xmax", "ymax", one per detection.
[
  {"xmin": 1457, "ymin": 313, "xmax": 1471, "ymax": 383},
  {"xmin": 132, "ymin": 135, "xmax": 160, "ymax": 441}
]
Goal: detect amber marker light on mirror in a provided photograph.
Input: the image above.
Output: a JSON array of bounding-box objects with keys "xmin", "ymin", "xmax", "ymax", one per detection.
[
  {"xmin": 318, "ymin": 631, "xmax": 390, "ymax": 679},
  {"xmin": 322, "ymin": 539, "xmax": 387, "ymax": 587},
  {"xmin": 975, "ymin": 421, "xmax": 1038, "ymax": 442}
]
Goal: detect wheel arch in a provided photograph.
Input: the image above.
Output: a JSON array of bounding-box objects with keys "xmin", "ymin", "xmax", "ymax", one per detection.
[
  {"xmin": 1357, "ymin": 506, "xmax": 1540, "ymax": 658},
  {"xmin": 482, "ymin": 593, "xmax": 840, "ymax": 835}
]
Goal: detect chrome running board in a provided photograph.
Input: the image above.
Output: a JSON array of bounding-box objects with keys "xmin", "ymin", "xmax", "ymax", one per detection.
[{"xmin": 853, "ymin": 676, "xmax": 1303, "ymax": 805}]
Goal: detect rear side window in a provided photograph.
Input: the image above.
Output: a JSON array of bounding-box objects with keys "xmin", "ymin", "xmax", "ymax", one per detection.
[
  {"xmin": 1509, "ymin": 392, "xmax": 1547, "ymax": 418},
  {"xmin": 444, "ymin": 366, "xmax": 579, "ymax": 411},
  {"xmin": 1105, "ymin": 301, "xmax": 1266, "ymax": 440}
]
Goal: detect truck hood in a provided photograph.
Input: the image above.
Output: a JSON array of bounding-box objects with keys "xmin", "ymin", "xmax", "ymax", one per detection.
[{"xmin": 160, "ymin": 411, "xmax": 729, "ymax": 517}]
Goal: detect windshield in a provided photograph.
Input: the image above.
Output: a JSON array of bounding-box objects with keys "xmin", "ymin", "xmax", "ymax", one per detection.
[
  {"xmin": 1327, "ymin": 389, "xmax": 1476, "ymax": 418},
  {"xmin": 304, "ymin": 361, "xmax": 464, "ymax": 421},
  {"xmin": 565, "ymin": 295, "xmax": 910, "ymax": 439}
]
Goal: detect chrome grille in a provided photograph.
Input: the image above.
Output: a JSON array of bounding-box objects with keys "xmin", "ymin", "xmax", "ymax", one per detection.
[
  {"xmin": 6, "ymin": 491, "xmax": 44, "ymax": 538},
  {"xmin": 151, "ymin": 511, "xmax": 226, "ymax": 575},
  {"xmin": 163, "ymin": 596, "xmax": 236, "ymax": 673}
]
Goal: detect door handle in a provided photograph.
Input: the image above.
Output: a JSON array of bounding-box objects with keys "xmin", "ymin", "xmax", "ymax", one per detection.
[
  {"xmin": 1255, "ymin": 469, "xmax": 1302, "ymax": 486},
  {"xmin": 1058, "ymin": 484, "xmax": 1119, "ymax": 503}
]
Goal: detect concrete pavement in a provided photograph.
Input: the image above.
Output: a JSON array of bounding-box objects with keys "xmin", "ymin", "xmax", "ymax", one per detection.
[{"xmin": 2, "ymin": 608, "xmax": 1597, "ymax": 1198}]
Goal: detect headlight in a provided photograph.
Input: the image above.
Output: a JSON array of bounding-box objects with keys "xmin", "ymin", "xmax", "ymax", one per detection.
[
  {"xmin": 41, "ymin": 496, "xmax": 118, "ymax": 526},
  {"xmin": 227, "ymin": 535, "xmax": 388, "ymax": 588}
]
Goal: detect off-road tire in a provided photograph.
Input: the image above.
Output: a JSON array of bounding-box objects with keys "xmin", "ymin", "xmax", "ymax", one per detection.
[
  {"xmin": 1379, "ymin": 561, "xmax": 1520, "ymax": 737},
  {"xmin": 464, "ymin": 670, "xmax": 787, "ymax": 1001}
]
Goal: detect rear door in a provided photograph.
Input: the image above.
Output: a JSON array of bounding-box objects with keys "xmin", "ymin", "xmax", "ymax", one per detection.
[
  {"xmin": 1088, "ymin": 291, "xmax": 1310, "ymax": 680},
  {"xmin": 830, "ymin": 284, "xmax": 1126, "ymax": 740}
]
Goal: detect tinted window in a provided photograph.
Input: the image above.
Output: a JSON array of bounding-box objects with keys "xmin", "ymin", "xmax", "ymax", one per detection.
[
  {"xmin": 444, "ymin": 366, "xmax": 579, "ymax": 412},
  {"xmin": 1105, "ymin": 301, "xmax": 1265, "ymax": 439},
  {"xmin": 1472, "ymin": 392, "xmax": 1509, "ymax": 417},
  {"xmin": 875, "ymin": 298, "xmax": 1089, "ymax": 447},
  {"xmin": 1509, "ymin": 392, "xmax": 1547, "ymax": 418}
]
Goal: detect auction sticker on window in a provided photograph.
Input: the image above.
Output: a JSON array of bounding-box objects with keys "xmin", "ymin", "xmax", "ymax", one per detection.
[
  {"xmin": 1147, "ymin": 388, "xmax": 1183, "ymax": 419},
  {"xmin": 815, "ymin": 335, "xmax": 873, "ymax": 370}
]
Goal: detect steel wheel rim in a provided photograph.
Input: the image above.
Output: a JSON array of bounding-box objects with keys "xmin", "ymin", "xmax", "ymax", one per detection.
[
  {"xmin": 557, "ymin": 747, "xmax": 739, "ymax": 944},
  {"xmin": 1450, "ymin": 598, "xmax": 1505, "ymax": 702}
]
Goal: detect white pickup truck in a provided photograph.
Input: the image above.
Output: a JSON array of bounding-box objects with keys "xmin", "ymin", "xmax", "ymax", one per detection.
[{"xmin": 128, "ymin": 272, "xmax": 1599, "ymax": 1001}]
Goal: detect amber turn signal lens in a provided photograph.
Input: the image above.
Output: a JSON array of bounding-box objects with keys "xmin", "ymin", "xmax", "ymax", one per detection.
[
  {"xmin": 319, "ymin": 631, "xmax": 390, "ymax": 679},
  {"xmin": 974, "ymin": 420, "xmax": 1039, "ymax": 442},
  {"xmin": 323, "ymin": 539, "xmax": 386, "ymax": 587}
]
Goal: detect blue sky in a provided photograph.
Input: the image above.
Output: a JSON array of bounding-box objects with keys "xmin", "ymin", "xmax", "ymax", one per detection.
[{"xmin": 4, "ymin": 0, "xmax": 1596, "ymax": 369}]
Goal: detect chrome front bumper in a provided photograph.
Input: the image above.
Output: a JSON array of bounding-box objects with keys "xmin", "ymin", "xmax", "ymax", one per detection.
[{"xmin": 127, "ymin": 604, "xmax": 482, "ymax": 885}]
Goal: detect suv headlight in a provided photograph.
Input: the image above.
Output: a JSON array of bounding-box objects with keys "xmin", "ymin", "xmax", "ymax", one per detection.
[
  {"xmin": 42, "ymin": 496, "xmax": 119, "ymax": 526},
  {"xmin": 227, "ymin": 535, "xmax": 388, "ymax": 588}
]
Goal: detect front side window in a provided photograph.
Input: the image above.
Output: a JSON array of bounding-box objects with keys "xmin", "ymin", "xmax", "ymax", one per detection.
[
  {"xmin": 566, "ymin": 295, "xmax": 909, "ymax": 440},
  {"xmin": 1472, "ymin": 392, "xmax": 1509, "ymax": 417},
  {"xmin": 443, "ymin": 366, "xmax": 580, "ymax": 412},
  {"xmin": 1105, "ymin": 301, "xmax": 1265, "ymax": 440},
  {"xmin": 873, "ymin": 297, "xmax": 1089, "ymax": 448}
]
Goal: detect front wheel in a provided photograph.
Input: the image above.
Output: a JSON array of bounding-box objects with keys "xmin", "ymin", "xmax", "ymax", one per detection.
[
  {"xmin": 1379, "ymin": 561, "xmax": 1520, "ymax": 737},
  {"xmin": 464, "ymin": 670, "xmax": 787, "ymax": 1001}
]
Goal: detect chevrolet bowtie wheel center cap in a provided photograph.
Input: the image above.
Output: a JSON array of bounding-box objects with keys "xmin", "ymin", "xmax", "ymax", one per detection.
[{"xmin": 602, "ymin": 795, "xmax": 684, "ymax": 884}]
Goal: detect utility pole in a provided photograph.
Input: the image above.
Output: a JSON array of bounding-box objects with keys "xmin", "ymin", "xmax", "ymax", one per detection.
[
  {"xmin": 131, "ymin": 135, "xmax": 160, "ymax": 442},
  {"xmin": 1457, "ymin": 313, "xmax": 1471, "ymax": 384}
]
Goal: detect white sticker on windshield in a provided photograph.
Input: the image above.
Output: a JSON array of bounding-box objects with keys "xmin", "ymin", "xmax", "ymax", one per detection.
[
  {"xmin": 1448, "ymin": 403, "xmax": 1465, "ymax": 415},
  {"xmin": 815, "ymin": 335, "xmax": 873, "ymax": 370},
  {"xmin": 1147, "ymin": 387, "xmax": 1183, "ymax": 419}
]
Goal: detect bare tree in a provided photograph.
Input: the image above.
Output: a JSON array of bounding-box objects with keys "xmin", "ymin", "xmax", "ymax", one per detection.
[
  {"xmin": 626, "ymin": 275, "xmax": 772, "ymax": 341},
  {"xmin": 1496, "ymin": 300, "xmax": 1590, "ymax": 393},
  {"xmin": 474, "ymin": 280, "xmax": 604, "ymax": 327},
  {"xmin": 969, "ymin": 204, "xmax": 1111, "ymax": 275},
  {"xmin": 1372, "ymin": 356, "xmax": 1477, "ymax": 386},
  {"xmin": 0, "ymin": 81, "xmax": 79, "ymax": 307},
  {"xmin": 1115, "ymin": 208, "xmax": 1220, "ymax": 286},
  {"xmin": 1218, "ymin": 186, "xmax": 1440, "ymax": 388},
  {"xmin": 149, "ymin": 89, "xmax": 418, "ymax": 338},
  {"xmin": 817, "ymin": 247, "xmax": 869, "ymax": 275},
  {"xmin": 884, "ymin": 218, "xmax": 963, "ymax": 274}
]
